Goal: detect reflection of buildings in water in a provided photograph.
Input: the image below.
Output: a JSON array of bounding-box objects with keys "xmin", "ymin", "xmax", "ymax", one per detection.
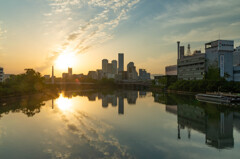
[
  {"xmin": 52, "ymin": 99, "xmax": 54, "ymax": 109},
  {"xmin": 90, "ymin": 91, "xmax": 148, "ymax": 115},
  {"xmin": 139, "ymin": 91, "xmax": 147, "ymax": 98},
  {"xmin": 206, "ymin": 112, "xmax": 234, "ymax": 149},
  {"xmin": 118, "ymin": 97, "xmax": 124, "ymax": 115},
  {"xmin": 165, "ymin": 105, "xmax": 177, "ymax": 115},
  {"xmin": 233, "ymin": 112, "xmax": 240, "ymax": 132},
  {"xmin": 126, "ymin": 91, "xmax": 138, "ymax": 104},
  {"xmin": 88, "ymin": 93, "xmax": 98, "ymax": 101},
  {"xmin": 177, "ymin": 104, "xmax": 234, "ymax": 149},
  {"xmin": 101, "ymin": 95, "xmax": 118, "ymax": 108}
]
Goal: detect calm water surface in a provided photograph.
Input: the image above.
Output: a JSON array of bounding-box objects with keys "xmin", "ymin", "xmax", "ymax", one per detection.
[{"xmin": 0, "ymin": 90, "xmax": 240, "ymax": 159}]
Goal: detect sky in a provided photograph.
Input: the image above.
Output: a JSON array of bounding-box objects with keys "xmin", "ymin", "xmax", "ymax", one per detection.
[{"xmin": 0, "ymin": 0, "xmax": 240, "ymax": 77}]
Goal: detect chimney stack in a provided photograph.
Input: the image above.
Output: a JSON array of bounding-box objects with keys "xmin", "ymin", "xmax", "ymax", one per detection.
[
  {"xmin": 52, "ymin": 66, "xmax": 54, "ymax": 84},
  {"xmin": 177, "ymin": 41, "xmax": 180, "ymax": 60}
]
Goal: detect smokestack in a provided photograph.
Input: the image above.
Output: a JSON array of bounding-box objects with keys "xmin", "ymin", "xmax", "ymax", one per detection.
[
  {"xmin": 52, "ymin": 66, "xmax": 54, "ymax": 84},
  {"xmin": 177, "ymin": 41, "xmax": 180, "ymax": 59}
]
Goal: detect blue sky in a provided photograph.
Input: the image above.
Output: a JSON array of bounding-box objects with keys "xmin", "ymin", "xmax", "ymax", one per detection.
[{"xmin": 0, "ymin": 0, "xmax": 240, "ymax": 76}]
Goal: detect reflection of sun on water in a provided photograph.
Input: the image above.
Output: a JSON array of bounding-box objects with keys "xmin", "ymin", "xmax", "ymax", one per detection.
[
  {"xmin": 55, "ymin": 50, "xmax": 76, "ymax": 70},
  {"xmin": 56, "ymin": 94, "xmax": 72, "ymax": 111}
]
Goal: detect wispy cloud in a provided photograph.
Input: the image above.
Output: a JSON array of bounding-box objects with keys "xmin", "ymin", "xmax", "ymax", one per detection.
[
  {"xmin": 42, "ymin": 110, "xmax": 135, "ymax": 159},
  {"xmin": 0, "ymin": 22, "xmax": 7, "ymax": 50},
  {"xmin": 155, "ymin": 0, "xmax": 240, "ymax": 43},
  {"xmin": 39, "ymin": 0, "xmax": 140, "ymax": 71}
]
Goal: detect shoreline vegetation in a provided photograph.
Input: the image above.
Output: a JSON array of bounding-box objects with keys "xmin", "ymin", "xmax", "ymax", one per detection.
[
  {"xmin": 2, "ymin": 68, "xmax": 240, "ymax": 99},
  {"xmin": 152, "ymin": 67, "xmax": 240, "ymax": 95},
  {"xmin": 0, "ymin": 69, "xmax": 58, "ymax": 98}
]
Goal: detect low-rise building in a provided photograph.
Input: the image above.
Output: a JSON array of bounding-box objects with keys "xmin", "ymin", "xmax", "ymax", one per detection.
[
  {"xmin": 43, "ymin": 75, "xmax": 50, "ymax": 79},
  {"xmin": 165, "ymin": 65, "xmax": 177, "ymax": 75},
  {"xmin": 3, "ymin": 74, "xmax": 13, "ymax": 81},
  {"xmin": 88, "ymin": 71, "xmax": 98, "ymax": 80},
  {"xmin": 139, "ymin": 69, "xmax": 150, "ymax": 80}
]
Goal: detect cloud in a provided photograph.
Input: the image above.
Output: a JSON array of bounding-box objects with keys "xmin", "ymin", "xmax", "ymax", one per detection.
[
  {"xmin": 38, "ymin": 0, "xmax": 140, "ymax": 71},
  {"xmin": 153, "ymin": 0, "xmax": 240, "ymax": 47},
  {"xmin": 42, "ymin": 109, "xmax": 135, "ymax": 159},
  {"xmin": 0, "ymin": 22, "xmax": 7, "ymax": 50}
]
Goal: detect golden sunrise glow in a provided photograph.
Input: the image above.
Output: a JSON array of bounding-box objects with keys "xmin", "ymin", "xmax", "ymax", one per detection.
[
  {"xmin": 55, "ymin": 51, "xmax": 76, "ymax": 70},
  {"xmin": 56, "ymin": 94, "xmax": 73, "ymax": 111}
]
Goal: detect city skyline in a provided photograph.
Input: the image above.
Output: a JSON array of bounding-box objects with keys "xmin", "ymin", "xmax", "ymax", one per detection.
[{"xmin": 0, "ymin": 0, "xmax": 240, "ymax": 77}]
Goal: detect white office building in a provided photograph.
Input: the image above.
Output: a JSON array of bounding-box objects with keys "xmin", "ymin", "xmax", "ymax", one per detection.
[{"xmin": 205, "ymin": 40, "xmax": 234, "ymax": 81}]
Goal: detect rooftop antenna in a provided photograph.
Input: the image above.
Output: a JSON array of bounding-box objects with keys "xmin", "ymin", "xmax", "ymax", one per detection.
[
  {"xmin": 187, "ymin": 44, "xmax": 191, "ymax": 56},
  {"xmin": 218, "ymin": 33, "xmax": 221, "ymax": 40}
]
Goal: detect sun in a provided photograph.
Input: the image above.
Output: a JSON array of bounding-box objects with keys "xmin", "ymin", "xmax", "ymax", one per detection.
[
  {"xmin": 56, "ymin": 94, "xmax": 73, "ymax": 111},
  {"xmin": 55, "ymin": 51, "xmax": 76, "ymax": 70}
]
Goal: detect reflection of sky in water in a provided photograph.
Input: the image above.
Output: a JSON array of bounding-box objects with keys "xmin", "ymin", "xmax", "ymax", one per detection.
[{"xmin": 0, "ymin": 91, "xmax": 240, "ymax": 159}]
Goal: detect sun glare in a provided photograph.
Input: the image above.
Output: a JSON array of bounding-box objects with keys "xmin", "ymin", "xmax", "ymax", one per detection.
[
  {"xmin": 55, "ymin": 51, "xmax": 76, "ymax": 70},
  {"xmin": 56, "ymin": 94, "xmax": 73, "ymax": 111}
]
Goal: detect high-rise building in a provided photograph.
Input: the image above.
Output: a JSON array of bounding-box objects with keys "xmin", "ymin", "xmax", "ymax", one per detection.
[
  {"xmin": 107, "ymin": 63, "xmax": 113, "ymax": 74},
  {"xmin": 205, "ymin": 40, "xmax": 234, "ymax": 81},
  {"xmin": 0, "ymin": 67, "xmax": 4, "ymax": 82},
  {"xmin": 118, "ymin": 53, "xmax": 124, "ymax": 72},
  {"xmin": 102, "ymin": 59, "xmax": 108, "ymax": 73},
  {"xmin": 127, "ymin": 62, "xmax": 138, "ymax": 80},
  {"xmin": 68, "ymin": 67, "xmax": 72, "ymax": 76},
  {"xmin": 233, "ymin": 46, "xmax": 240, "ymax": 66},
  {"xmin": 112, "ymin": 60, "xmax": 117, "ymax": 74}
]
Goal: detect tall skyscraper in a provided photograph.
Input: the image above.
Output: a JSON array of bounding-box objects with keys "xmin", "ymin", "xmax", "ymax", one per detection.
[
  {"xmin": 102, "ymin": 59, "xmax": 108, "ymax": 73},
  {"xmin": 118, "ymin": 53, "xmax": 124, "ymax": 72},
  {"xmin": 112, "ymin": 60, "xmax": 117, "ymax": 74},
  {"xmin": 68, "ymin": 67, "xmax": 72, "ymax": 76},
  {"xmin": 0, "ymin": 67, "xmax": 4, "ymax": 82}
]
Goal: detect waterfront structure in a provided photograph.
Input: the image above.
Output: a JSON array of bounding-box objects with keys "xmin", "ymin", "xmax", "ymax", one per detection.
[
  {"xmin": 118, "ymin": 53, "xmax": 124, "ymax": 72},
  {"xmin": 165, "ymin": 65, "xmax": 177, "ymax": 75},
  {"xmin": 139, "ymin": 69, "xmax": 151, "ymax": 80},
  {"xmin": 102, "ymin": 59, "xmax": 108, "ymax": 73},
  {"xmin": 205, "ymin": 40, "xmax": 234, "ymax": 81},
  {"xmin": 233, "ymin": 46, "xmax": 240, "ymax": 66},
  {"xmin": 127, "ymin": 62, "xmax": 138, "ymax": 80},
  {"xmin": 0, "ymin": 67, "xmax": 4, "ymax": 82}
]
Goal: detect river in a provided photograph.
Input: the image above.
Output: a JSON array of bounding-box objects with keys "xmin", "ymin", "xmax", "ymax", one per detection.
[{"xmin": 0, "ymin": 90, "xmax": 240, "ymax": 159}]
